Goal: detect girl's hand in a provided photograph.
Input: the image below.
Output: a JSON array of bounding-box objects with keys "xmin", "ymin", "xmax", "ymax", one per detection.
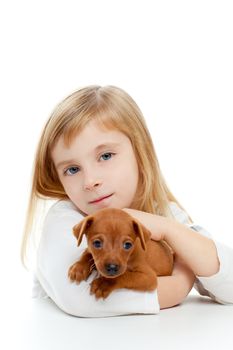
[
  {"xmin": 124, "ymin": 208, "xmax": 219, "ymax": 278},
  {"xmin": 123, "ymin": 208, "xmax": 196, "ymax": 308},
  {"xmin": 123, "ymin": 208, "xmax": 168, "ymax": 241}
]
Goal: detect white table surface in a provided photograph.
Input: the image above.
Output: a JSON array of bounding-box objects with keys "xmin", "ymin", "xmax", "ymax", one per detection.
[{"xmin": 4, "ymin": 290, "xmax": 233, "ymax": 350}]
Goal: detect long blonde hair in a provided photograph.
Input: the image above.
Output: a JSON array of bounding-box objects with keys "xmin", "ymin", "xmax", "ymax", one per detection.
[{"xmin": 21, "ymin": 85, "xmax": 191, "ymax": 267}]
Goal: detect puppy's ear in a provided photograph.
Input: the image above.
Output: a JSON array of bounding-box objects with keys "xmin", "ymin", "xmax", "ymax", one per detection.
[
  {"xmin": 132, "ymin": 220, "xmax": 151, "ymax": 250},
  {"xmin": 73, "ymin": 216, "xmax": 94, "ymax": 246}
]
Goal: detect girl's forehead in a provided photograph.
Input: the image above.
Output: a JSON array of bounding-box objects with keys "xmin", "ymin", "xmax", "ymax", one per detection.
[{"xmin": 66, "ymin": 120, "xmax": 128, "ymax": 147}]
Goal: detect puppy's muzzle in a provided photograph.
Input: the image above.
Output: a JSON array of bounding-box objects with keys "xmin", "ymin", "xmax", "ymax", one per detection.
[{"xmin": 105, "ymin": 263, "xmax": 120, "ymax": 276}]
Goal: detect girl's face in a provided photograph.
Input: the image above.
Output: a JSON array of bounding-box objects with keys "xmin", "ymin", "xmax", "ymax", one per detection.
[{"xmin": 52, "ymin": 120, "xmax": 139, "ymax": 215}]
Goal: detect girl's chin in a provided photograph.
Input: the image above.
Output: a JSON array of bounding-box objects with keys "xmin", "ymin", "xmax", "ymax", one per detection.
[{"xmin": 78, "ymin": 196, "xmax": 133, "ymax": 215}]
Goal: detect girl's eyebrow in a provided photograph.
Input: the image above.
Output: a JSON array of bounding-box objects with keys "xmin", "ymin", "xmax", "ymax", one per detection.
[{"xmin": 55, "ymin": 142, "xmax": 121, "ymax": 169}]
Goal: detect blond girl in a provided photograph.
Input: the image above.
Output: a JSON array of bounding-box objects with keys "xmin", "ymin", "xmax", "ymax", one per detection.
[{"xmin": 21, "ymin": 85, "xmax": 233, "ymax": 317}]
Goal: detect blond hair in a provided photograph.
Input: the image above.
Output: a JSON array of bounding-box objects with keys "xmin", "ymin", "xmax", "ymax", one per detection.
[{"xmin": 21, "ymin": 85, "xmax": 191, "ymax": 267}]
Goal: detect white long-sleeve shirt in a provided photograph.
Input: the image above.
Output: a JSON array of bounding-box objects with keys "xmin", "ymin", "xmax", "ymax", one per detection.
[{"xmin": 33, "ymin": 200, "xmax": 233, "ymax": 317}]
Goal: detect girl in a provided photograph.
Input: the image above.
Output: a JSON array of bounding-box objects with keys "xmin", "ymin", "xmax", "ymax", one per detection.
[{"xmin": 21, "ymin": 85, "xmax": 233, "ymax": 317}]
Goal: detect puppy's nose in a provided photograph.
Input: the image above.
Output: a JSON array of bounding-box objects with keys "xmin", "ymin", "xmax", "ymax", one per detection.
[{"xmin": 105, "ymin": 263, "xmax": 120, "ymax": 276}]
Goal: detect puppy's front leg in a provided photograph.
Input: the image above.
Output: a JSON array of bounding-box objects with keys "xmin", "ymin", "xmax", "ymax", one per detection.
[
  {"xmin": 68, "ymin": 249, "xmax": 94, "ymax": 283},
  {"xmin": 90, "ymin": 268, "xmax": 157, "ymax": 299},
  {"xmin": 90, "ymin": 277, "xmax": 117, "ymax": 299}
]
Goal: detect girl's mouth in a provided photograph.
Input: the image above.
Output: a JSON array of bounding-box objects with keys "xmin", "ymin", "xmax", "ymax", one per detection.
[{"xmin": 89, "ymin": 193, "xmax": 113, "ymax": 204}]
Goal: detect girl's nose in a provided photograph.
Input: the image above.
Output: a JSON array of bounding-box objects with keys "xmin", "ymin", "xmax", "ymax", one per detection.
[{"xmin": 84, "ymin": 176, "xmax": 102, "ymax": 191}]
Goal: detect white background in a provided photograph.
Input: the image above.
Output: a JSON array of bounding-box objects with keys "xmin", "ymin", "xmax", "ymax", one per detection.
[{"xmin": 0, "ymin": 0, "xmax": 233, "ymax": 347}]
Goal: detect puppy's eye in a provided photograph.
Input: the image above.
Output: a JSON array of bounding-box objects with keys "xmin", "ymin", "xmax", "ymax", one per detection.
[
  {"xmin": 92, "ymin": 240, "xmax": 103, "ymax": 249},
  {"xmin": 123, "ymin": 241, "xmax": 133, "ymax": 250}
]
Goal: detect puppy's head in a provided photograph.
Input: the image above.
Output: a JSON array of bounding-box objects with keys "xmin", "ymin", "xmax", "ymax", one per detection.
[{"xmin": 72, "ymin": 208, "xmax": 151, "ymax": 278}]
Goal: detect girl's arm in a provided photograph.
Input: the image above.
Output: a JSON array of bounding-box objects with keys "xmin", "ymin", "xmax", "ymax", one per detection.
[
  {"xmin": 163, "ymin": 219, "xmax": 220, "ymax": 277},
  {"xmin": 124, "ymin": 206, "xmax": 233, "ymax": 304},
  {"xmin": 157, "ymin": 256, "xmax": 195, "ymax": 309}
]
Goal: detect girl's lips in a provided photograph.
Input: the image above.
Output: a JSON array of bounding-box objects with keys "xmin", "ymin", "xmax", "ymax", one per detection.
[{"xmin": 89, "ymin": 193, "xmax": 113, "ymax": 204}]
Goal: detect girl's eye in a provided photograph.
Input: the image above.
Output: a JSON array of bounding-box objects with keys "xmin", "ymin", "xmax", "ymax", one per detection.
[
  {"xmin": 123, "ymin": 242, "xmax": 133, "ymax": 250},
  {"xmin": 100, "ymin": 152, "xmax": 115, "ymax": 161},
  {"xmin": 63, "ymin": 152, "xmax": 115, "ymax": 175},
  {"xmin": 92, "ymin": 240, "xmax": 103, "ymax": 249},
  {"xmin": 64, "ymin": 166, "xmax": 80, "ymax": 176}
]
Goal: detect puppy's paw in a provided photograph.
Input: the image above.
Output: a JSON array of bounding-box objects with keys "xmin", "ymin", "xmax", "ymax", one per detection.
[
  {"xmin": 68, "ymin": 261, "xmax": 90, "ymax": 283},
  {"xmin": 90, "ymin": 277, "xmax": 116, "ymax": 299}
]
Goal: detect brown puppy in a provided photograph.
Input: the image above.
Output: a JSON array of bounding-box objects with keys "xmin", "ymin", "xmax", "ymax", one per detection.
[{"xmin": 68, "ymin": 208, "xmax": 173, "ymax": 299}]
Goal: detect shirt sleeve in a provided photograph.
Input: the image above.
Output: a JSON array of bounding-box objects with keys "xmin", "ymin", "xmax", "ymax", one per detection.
[
  {"xmin": 35, "ymin": 200, "xmax": 159, "ymax": 317},
  {"xmin": 169, "ymin": 202, "xmax": 233, "ymax": 304}
]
